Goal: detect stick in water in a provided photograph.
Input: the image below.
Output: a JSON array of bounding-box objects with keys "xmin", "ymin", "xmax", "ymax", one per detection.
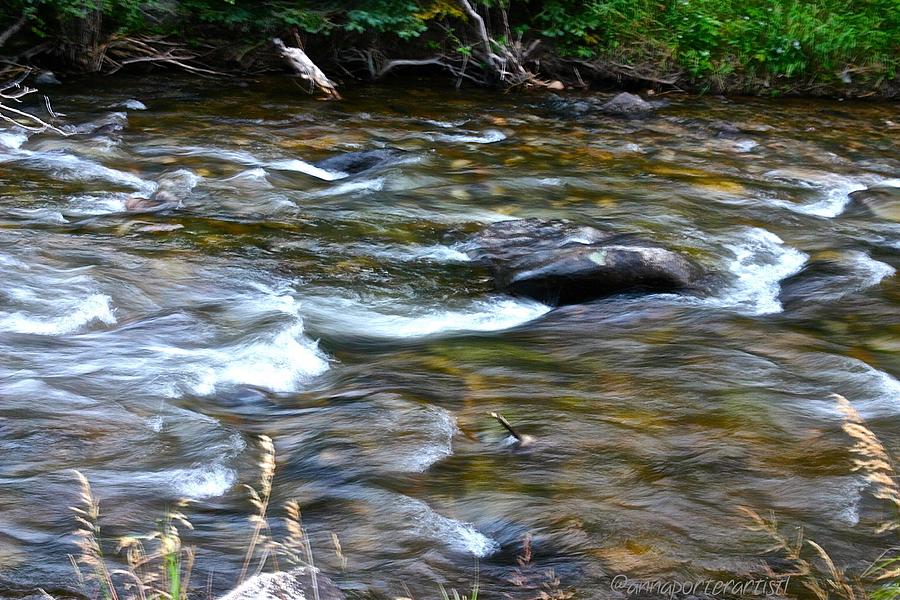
[{"xmin": 490, "ymin": 412, "xmax": 534, "ymax": 446}]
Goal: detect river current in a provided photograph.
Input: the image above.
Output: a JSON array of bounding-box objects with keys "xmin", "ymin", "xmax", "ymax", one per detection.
[{"xmin": 0, "ymin": 76, "xmax": 898, "ymax": 598}]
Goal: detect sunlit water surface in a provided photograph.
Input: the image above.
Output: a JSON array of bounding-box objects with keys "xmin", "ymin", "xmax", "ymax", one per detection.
[{"xmin": 0, "ymin": 76, "xmax": 898, "ymax": 599}]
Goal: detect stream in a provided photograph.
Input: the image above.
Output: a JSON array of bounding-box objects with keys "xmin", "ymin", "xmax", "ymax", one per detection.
[{"xmin": 0, "ymin": 75, "xmax": 898, "ymax": 598}]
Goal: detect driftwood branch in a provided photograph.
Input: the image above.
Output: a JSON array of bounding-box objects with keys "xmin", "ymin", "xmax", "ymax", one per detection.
[
  {"xmin": 377, "ymin": 57, "xmax": 446, "ymax": 78},
  {"xmin": 336, "ymin": 45, "xmax": 489, "ymax": 86},
  {"xmin": 375, "ymin": 56, "xmax": 484, "ymax": 85},
  {"xmin": 574, "ymin": 59, "xmax": 682, "ymax": 87},
  {"xmin": 102, "ymin": 36, "xmax": 224, "ymax": 76},
  {"xmin": 0, "ymin": 70, "xmax": 68, "ymax": 135},
  {"xmin": 273, "ymin": 37, "xmax": 341, "ymax": 100}
]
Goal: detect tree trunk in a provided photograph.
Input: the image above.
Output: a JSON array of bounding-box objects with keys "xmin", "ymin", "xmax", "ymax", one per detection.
[{"xmin": 62, "ymin": 2, "xmax": 104, "ymax": 72}]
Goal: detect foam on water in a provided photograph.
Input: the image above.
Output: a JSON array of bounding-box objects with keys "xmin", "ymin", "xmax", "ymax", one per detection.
[
  {"xmin": 121, "ymin": 99, "xmax": 147, "ymax": 110},
  {"xmin": 0, "ymin": 293, "xmax": 116, "ymax": 335},
  {"xmin": 405, "ymin": 244, "xmax": 472, "ymax": 262},
  {"xmin": 361, "ymin": 243, "xmax": 472, "ymax": 263},
  {"xmin": 422, "ymin": 118, "xmax": 470, "ymax": 129},
  {"xmin": 306, "ymin": 177, "xmax": 385, "ymax": 198},
  {"xmin": 0, "ymin": 148, "xmax": 157, "ymax": 195},
  {"xmin": 765, "ymin": 170, "xmax": 872, "ymax": 217},
  {"xmin": 131, "ymin": 461, "xmax": 237, "ymax": 500},
  {"xmin": 150, "ymin": 322, "xmax": 329, "ymax": 396},
  {"xmin": 266, "ymin": 158, "xmax": 347, "ymax": 181},
  {"xmin": 0, "ymin": 130, "xmax": 28, "ymax": 150},
  {"xmin": 302, "ymin": 296, "xmax": 551, "ymax": 338},
  {"xmin": 3, "ymin": 207, "xmax": 69, "ymax": 224},
  {"xmin": 153, "ymin": 145, "xmax": 260, "ymax": 164},
  {"xmin": 397, "ymin": 495, "xmax": 500, "ymax": 556},
  {"xmin": 67, "ymin": 193, "xmax": 129, "ymax": 214},
  {"xmin": 135, "ymin": 145, "xmax": 344, "ymax": 180},
  {"xmin": 846, "ymin": 251, "xmax": 896, "ymax": 289},
  {"xmin": 836, "ymin": 477, "xmax": 867, "ymax": 526},
  {"xmin": 220, "ymin": 168, "xmax": 274, "ymax": 189},
  {"xmin": 716, "ymin": 228, "xmax": 808, "ymax": 315},
  {"xmin": 436, "ymin": 129, "xmax": 507, "ymax": 144},
  {"xmin": 398, "ymin": 407, "xmax": 458, "ymax": 472},
  {"xmin": 802, "ymin": 356, "xmax": 900, "ymax": 420},
  {"xmin": 170, "ymin": 463, "xmax": 237, "ymax": 499}
]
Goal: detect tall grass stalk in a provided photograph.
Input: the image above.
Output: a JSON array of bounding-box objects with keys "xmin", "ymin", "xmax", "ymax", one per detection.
[
  {"xmin": 70, "ymin": 470, "xmax": 119, "ymax": 600},
  {"xmin": 238, "ymin": 434, "xmax": 277, "ymax": 583},
  {"xmin": 741, "ymin": 394, "xmax": 900, "ymax": 600}
]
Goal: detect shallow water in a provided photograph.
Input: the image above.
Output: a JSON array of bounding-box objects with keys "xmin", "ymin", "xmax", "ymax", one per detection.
[{"xmin": 0, "ymin": 75, "xmax": 898, "ymax": 599}]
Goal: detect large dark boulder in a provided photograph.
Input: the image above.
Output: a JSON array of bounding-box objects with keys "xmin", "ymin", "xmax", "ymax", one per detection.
[
  {"xmin": 313, "ymin": 148, "xmax": 408, "ymax": 176},
  {"xmin": 462, "ymin": 219, "xmax": 700, "ymax": 306},
  {"xmin": 847, "ymin": 183, "xmax": 900, "ymax": 222}
]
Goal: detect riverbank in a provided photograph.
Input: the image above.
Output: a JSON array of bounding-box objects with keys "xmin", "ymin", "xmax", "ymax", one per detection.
[{"xmin": 1, "ymin": 0, "xmax": 898, "ymax": 98}]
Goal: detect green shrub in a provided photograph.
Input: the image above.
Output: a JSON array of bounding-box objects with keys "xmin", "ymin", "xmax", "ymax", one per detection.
[{"xmin": 1, "ymin": 0, "xmax": 897, "ymax": 92}]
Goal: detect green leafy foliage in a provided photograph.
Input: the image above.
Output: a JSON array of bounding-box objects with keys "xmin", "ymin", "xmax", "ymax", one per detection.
[{"xmin": 1, "ymin": 0, "xmax": 897, "ymax": 92}]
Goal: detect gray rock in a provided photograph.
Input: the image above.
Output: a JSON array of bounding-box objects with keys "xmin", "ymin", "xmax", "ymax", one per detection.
[
  {"xmin": 217, "ymin": 568, "xmax": 343, "ymax": 600},
  {"xmin": 313, "ymin": 148, "xmax": 408, "ymax": 176},
  {"xmin": 542, "ymin": 93, "xmax": 595, "ymax": 117},
  {"xmin": 599, "ymin": 92, "xmax": 654, "ymax": 115},
  {"xmin": 124, "ymin": 190, "xmax": 179, "ymax": 213},
  {"xmin": 34, "ymin": 71, "xmax": 61, "ymax": 85},
  {"xmin": 125, "ymin": 171, "xmax": 196, "ymax": 213},
  {"xmin": 67, "ymin": 112, "xmax": 128, "ymax": 136},
  {"xmin": 778, "ymin": 259, "xmax": 848, "ymax": 308},
  {"xmin": 463, "ymin": 219, "xmax": 701, "ymax": 306},
  {"xmin": 847, "ymin": 183, "xmax": 900, "ymax": 222}
]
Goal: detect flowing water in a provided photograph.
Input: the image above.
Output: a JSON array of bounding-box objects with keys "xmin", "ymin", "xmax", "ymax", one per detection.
[{"xmin": 0, "ymin": 75, "xmax": 898, "ymax": 599}]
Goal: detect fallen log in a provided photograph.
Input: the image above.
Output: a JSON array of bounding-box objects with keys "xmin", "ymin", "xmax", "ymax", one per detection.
[{"xmin": 273, "ymin": 38, "xmax": 341, "ymax": 100}]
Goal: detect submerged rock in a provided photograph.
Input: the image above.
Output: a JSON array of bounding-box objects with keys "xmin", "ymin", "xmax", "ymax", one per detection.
[
  {"xmin": 67, "ymin": 112, "xmax": 128, "ymax": 137},
  {"xmin": 34, "ymin": 71, "xmax": 61, "ymax": 85},
  {"xmin": 124, "ymin": 196, "xmax": 171, "ymax": 212},
  {"xmin": 462, "ymin": 219, "xmax": 700, "ymax": 306},
  {"xmin": 543, "ymin": 92, "xmax": 659, "ymax": 119},
  {"xmin": 778, "ymin": 259, "xmax": 849, "ymax": 308},
  {"xmin": 217, "ymin": 568, "xmax": 344, "ymax": 600},
  {"xmin": 847, "ymin": 183, "xmax": 900, "ymax": 222},
  {"xmin": 542, "ymin": 94, "xmax": 594, "ymax": 117},
  {"xmin": 125, "ymin": 170, "xmax": 197, "ymax": 213},
  {"xmin": 599, "ymin": 92, "xmax": 655, "ymax": 115},
  {"xmin": 313, "ymin": 148, "xmax": 408, "ymax": 176}
]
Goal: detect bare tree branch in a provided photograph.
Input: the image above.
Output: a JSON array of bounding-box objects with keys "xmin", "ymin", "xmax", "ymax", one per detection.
[
  {"xmin": 0, "ymin": 70, "xmax": 69, "ymax": 135},
  {"xmin": 573, "ymin": 59, "xmax": 682, "ymax": 87},
  {"xmin": 377, "ymin": 57, "xmax": 448, "ymax": 78}
]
